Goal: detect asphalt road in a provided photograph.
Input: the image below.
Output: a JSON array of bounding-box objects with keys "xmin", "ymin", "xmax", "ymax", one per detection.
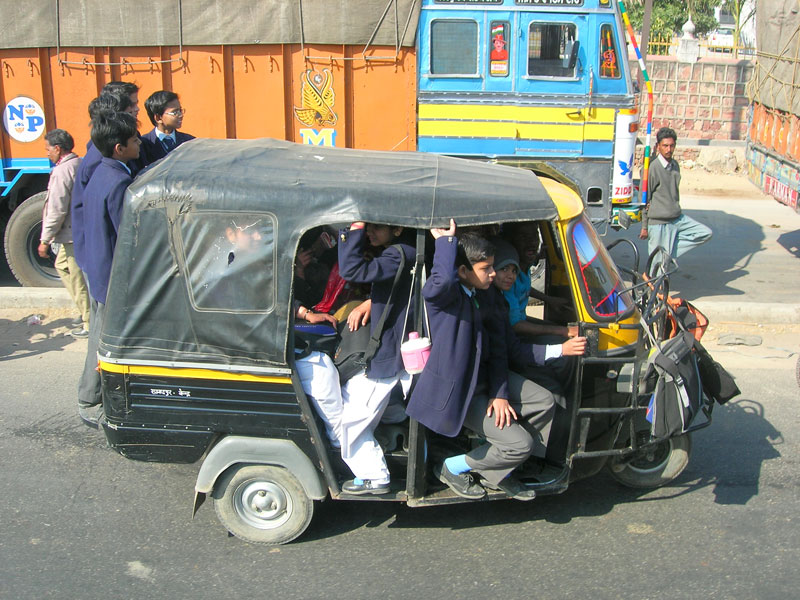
[{"xmin": 0, "ymin": 315, "xmax": 797, "ymax": 600}]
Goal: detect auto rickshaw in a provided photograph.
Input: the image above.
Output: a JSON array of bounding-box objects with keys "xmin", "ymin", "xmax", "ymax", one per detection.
[{"xmin": 98, "ymin": 138, "xmax": 718, "ymax": 544}]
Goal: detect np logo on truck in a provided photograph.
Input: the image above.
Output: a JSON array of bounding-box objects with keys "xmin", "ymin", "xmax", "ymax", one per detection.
[{"xmin": 3, "ymin": 96, "xmax": 45, "ymax": 143}]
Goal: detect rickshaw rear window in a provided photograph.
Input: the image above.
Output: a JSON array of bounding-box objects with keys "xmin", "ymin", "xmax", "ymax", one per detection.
[
  {"xmin": 179, "ymin": 212, "xmax": 276, "ymax": 312},
  {"xmin": 570, "ymin": 216, "xmax": 633, "ymax": 319}
]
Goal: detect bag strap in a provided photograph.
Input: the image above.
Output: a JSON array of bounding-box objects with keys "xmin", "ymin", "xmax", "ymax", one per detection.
[
  {"xmin": 401, "ymin": 263, "xmax": 430, "ymax": 340},
  {"xmin": 363, "ymin": 244, "xmax": 406, "ymax": 364}
]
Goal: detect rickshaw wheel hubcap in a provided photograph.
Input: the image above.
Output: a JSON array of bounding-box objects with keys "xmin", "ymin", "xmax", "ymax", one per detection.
[
  {"xmin": 234, "ymin": 480, "xmax": 293, "ymax": 530},
  {"xmin": 628, "ymin": 439, "xmax": 671, "ymax": 473}
]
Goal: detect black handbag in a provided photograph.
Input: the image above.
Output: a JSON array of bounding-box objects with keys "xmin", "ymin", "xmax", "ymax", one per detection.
[
  {"xmin": 333, "ymin": 245, "xmax": 406, "ymax": 383},
  {"xmin": 294, "ymin": 323, "xmax": 339, "ymax": 359},
  {"xmin": 693, "ymin": 340, "xmax": 740, "ymax": 405}
]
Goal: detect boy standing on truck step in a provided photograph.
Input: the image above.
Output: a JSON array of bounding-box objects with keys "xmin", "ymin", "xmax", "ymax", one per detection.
[
  {"xmin": 639, "ymin": 127, "xmax": 712, "ymax": 273},
  {"xmin": 406, "ymin": 222, "xmax": 549, "ymax": 501},
  {"xmin": 76, "ymin": 112, "xmax": 141, "ymax": 428},
  {"xmin": 141, "ymin": 90, "xmax": 195, "ymax": 163},
  {"xmin": 38, "ymin": 129, "xmax": 90, "ymax": 338}
]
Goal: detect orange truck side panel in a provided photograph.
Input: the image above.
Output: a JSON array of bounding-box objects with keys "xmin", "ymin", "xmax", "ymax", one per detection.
[{"xmin": 2, "ymin": 44, "xmax": 417, "ymax": 161}]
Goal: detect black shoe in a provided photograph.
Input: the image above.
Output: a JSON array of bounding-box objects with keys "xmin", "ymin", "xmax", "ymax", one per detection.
[
  {"xmin": 342, "ymin": 478, "xmax": 391, "ymax": 495},
  {"xmin": 70, "ymin": 327, "xmax": 89, "ymax": 339},
  {"xmin": 433, "ymin": 462, "xmax": 486, "ymax": 499},
  {"xmin": 485, "ymin": 475, "xmax": 537, "ymax": 501},
  {"xmin": 78, "ymin": 403, "xmax": 103, "ymax": 429},
  {"xmin": 71, "ymin": 316, "xmax": 83, "ymax": 327}
]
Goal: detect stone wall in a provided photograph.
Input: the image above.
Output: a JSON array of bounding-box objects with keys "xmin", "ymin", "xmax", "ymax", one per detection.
[{"xmin": 629, "ymin": 55, "xmax": 754, "ymax": 142}]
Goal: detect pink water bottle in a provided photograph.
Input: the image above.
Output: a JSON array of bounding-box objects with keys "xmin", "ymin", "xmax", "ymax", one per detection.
[{"xmin": 400, "ymin": 331, "xmax": 431, "ymax": 374}]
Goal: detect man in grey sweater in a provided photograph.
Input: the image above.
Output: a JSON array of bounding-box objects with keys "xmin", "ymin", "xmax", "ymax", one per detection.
[{"xmin": 639, "ymin": 127, "xmax": 712, "ymax": 273}]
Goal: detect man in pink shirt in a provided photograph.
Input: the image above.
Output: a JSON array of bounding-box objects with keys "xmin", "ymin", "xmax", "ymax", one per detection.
[{"xmin": 38, "ymin": 129, "xmax": 90, "ymax": 337}]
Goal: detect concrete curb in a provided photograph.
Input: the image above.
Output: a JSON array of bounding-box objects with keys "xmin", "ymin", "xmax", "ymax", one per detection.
[
  {"xmin": 692, "ymin": 301, "xmax": 800, "ymax": 326},
  {"xmin": 2, "ymin": 288, "xmax": 798, "ymax": 325}
]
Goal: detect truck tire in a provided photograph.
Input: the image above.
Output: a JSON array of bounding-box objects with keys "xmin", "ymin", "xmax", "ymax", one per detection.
[
  {"xmin": 4, "ymin": 192, "xmax": 61, "ymax": 287},
  {"xmin": 212, "ymin": 464, "xmax": 314, "ymax": 545},
  {"xmin": 606, "ymin": 433, "xmax": 692, "ymax": 489}
]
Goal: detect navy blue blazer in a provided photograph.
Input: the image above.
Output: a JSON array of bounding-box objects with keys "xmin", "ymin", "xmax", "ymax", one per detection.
[
  {"xmin": 478, "ymin": 285, "xmax": 546, "ymax": 372},
  {"xmin": 141, "ymin": 128, "xmax": 195, "ymax": 163},
  {"xmin": 82, "ymin": 158, "xmax": 132, "ymax": 304},
  {"xmin": 71, "ymin": 142, "xmax": 103, "ymax": 270},
  {"xmin": 337, "ymin": 227, "xmax": 415, "ymax": 379},
  {"xmin": 72, "ymin": 140, "xmax": 147, "ymax": 269},
  {"xmin": 406, "ymin": 236, "xmax": 498, "ymax": 437}
]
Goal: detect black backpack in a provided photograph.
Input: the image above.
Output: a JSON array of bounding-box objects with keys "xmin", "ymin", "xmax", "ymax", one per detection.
[{"xmin": 643, "ymin": 330, "xmax": 704, "ymax": 438}]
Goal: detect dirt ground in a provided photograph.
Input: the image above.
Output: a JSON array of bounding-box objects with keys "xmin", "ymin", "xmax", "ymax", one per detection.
[{"xmin": 679, "ymin": 167, "xmax": 766, "ymax": 199}]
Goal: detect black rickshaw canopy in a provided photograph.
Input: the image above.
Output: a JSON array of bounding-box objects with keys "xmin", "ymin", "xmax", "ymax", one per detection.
[{"xmin": 100, "ymin": 138, "xmax": 560, "ymax": 370}]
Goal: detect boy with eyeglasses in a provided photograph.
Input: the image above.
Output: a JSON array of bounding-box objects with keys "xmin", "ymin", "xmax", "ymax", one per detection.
[{"xmin": 141, "ymin": 90, "xmax": 195, "ymax": 162}]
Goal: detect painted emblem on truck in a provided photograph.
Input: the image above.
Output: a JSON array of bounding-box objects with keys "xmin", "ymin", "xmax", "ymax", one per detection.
[
  {"xmin": 3, "ymin": 96, "xmax": 45, "ymax": 143},
  {"xmin": 294, "ymin": 69, "xmax": 337, "ymax": 127},
  {"xmin": 294, "ymin": 69, "xmax": 338, "ymax": 147}
]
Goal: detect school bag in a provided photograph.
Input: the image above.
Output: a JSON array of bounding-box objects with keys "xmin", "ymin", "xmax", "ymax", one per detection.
[
  {"xmin": 333, "ymin": 245, "xmax": 406, "ymax": 383},
  {"xmin": 643, "ymin": 330, "xmax": 704, "ymax": 438}
]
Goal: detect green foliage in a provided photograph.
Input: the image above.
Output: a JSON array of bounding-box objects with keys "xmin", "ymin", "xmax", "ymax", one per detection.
[{"xmin": 622, "ymin": 0, "xmax": 719, "ymax": 40}]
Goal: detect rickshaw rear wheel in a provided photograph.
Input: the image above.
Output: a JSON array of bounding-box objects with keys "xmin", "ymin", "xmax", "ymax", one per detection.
[
  {"xmin": 607, "ymin": 433, "xmax": 692, "ymax": 489},
  {"xmin": 212, "ymin": 464, "xmax": 314, "ymax": 545}
]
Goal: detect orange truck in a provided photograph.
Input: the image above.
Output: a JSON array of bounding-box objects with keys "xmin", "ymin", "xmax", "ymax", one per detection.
[{"xmin": 1, "ymin": 0, "xmax": 639, "ymax": 286}]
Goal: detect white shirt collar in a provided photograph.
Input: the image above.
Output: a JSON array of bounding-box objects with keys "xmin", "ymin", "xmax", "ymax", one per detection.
[
  {"xmin": 657, "ymin": 153, "xmax": 671, "ymax": 169},
  {"xmin": 116, "ymin": 160, "xmax": 132, "ymax": 175}
]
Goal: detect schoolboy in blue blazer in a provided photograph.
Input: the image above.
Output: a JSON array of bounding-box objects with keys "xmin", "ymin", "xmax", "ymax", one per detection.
[
  {"xmin": 77, "ymin": 111, "xmax": 141, "ymax": 428},
  {"xmin": 406, "ymin": 221, "xmax": 553, "ymax": 501},
  {"xmin": 141, "ymin": 90, "xmax": 194, "ymax": 163},
  {"xmin": 336, "ymin": 222, "xmax": 415, "ymax": 495}
]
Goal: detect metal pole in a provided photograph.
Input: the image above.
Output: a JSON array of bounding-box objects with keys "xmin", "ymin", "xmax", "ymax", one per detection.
[{"xmin": 640, "ymin": 0, "xmax": 653, "ymax": 62}]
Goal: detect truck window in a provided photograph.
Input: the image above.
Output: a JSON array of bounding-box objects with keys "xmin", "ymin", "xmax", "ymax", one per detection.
[
  {"xmin": 599, "ymin": 24, "xmax": 621, "ymax": 79},
  {"xmin": 179, "ymin": 212, "xmax": 276, "ymax": 313},
  {"xmin": 527, "ymin": 23, "xmax": 577, "ymax": 78},
  {"xmin": 430, "ymin": 19, "xmax": 479, "ymax": 75}
]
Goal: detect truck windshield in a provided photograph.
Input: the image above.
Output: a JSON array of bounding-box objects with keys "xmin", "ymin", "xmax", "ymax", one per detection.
[{"xmin": 568, "ymin": 216, "xmax": 634, "ymax": 320}]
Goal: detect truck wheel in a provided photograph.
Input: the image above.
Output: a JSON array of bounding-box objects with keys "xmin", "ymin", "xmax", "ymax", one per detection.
[
  {"xmin": 607, "ymin": 433, "xmax": 692, "ymax": 489},
  {"xmin": 212, "ymin": 465, "xmax": 314, "ymax": 545},
  {"xmin": 4, "ymin": 192, "xmax": 61, "ymax": 287}
]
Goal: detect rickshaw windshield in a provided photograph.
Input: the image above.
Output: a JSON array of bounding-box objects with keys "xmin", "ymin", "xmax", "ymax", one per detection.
[{"xmin": 568, "ymin": 215, "xmax": 634, "ymax": 320}]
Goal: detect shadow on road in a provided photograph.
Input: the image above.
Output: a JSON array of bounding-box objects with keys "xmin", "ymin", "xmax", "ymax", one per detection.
[
  {"xmin": 605, "ymin": 209, "xmax": 765, "ymax": 301},
  {"xmin": 777, "ymin": 229, "xmax": 800, "ymax": 259},
  {"xmin": 0, "ymin": 315, "xmax": 75, "ymax": 361},
  {"xmin": 300, "ymin": 396, "xmax": 782, "ymax": 543}
]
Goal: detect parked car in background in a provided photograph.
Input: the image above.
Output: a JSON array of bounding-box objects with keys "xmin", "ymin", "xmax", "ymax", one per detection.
[{"xmin": 708, "ymin": 26, "xmax": 735, "ymax": 51}]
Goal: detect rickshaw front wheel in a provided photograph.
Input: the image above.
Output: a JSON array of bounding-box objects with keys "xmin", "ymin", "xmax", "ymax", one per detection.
[
  {"xmin": 607, "ymin": 433, "xmax": 692, "ymax": 489},
  {"xmin": 213, "ymin": 464, "xmax": 314, "ymax": 545}
]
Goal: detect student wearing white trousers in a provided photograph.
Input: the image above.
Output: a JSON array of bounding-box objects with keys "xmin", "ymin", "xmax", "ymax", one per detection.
[{"xmin": 340, "ymin": 370, "xmax": 412, "ymax": 483}]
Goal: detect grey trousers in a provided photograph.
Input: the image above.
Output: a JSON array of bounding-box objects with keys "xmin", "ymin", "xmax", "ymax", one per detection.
[
  {"xmin": 464, "ymin": 371, "xmax": 556, "ymax": 486},
  {"xmin": 78, "ymin": 299, "xmax": 105, "ymax": 407}
]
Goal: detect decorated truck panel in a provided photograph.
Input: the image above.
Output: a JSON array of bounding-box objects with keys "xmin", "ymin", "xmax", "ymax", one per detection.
[{"xmin": 746, "ymin": 0, "xmax": 800, "ymax": 213}]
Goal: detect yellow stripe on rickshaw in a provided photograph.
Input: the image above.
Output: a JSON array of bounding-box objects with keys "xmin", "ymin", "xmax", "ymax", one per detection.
[{"xmin": 99, "ymin": 361, "xmax": 293, "ymax": 384}]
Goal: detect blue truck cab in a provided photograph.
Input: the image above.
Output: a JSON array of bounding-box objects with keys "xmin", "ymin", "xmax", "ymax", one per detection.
[{"xmin": 416, "ymin": 0, "xmax": 640, "ymax": 229}]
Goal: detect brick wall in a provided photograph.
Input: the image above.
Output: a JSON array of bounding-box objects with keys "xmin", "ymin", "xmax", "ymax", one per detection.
[{"xmin": 629, "ymin": 55, "xmax": 754, "ymax": 142}]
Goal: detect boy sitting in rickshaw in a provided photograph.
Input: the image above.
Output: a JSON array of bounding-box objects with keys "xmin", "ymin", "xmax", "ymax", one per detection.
[{"xmin": 406, "ymin": 221, "xmax": 556, "ymax": 501}]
